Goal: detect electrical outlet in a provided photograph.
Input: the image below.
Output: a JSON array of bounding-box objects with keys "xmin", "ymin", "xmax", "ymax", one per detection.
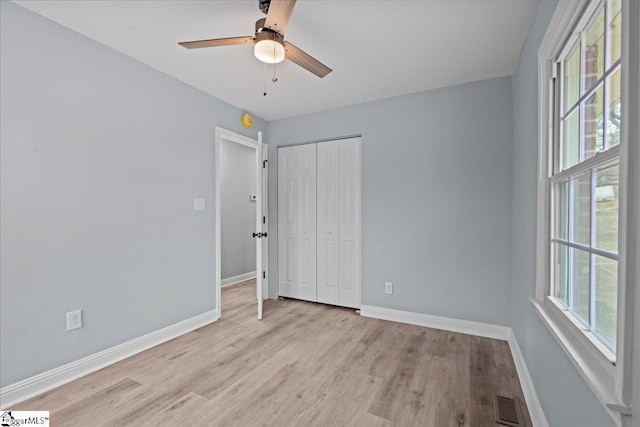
[
  {"xmin": 385, "ymin": 282, "xmax": 393, "ymax": 295},
  {"xmin": 193, "ymin": 198, "xmax": 206, "ymax": 211},
  {"xmin": 66, "ymin": 310, "xmax": 82, "ymax": 331}
]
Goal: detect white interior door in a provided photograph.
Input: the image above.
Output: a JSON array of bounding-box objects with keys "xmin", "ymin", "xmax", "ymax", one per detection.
[
  {"xmin": 278, "ymin": 144, "xmax": 317, "ymax": 301},
  {"xmin": 261, "ymin": 143, "xmax": 269, "ymax": 302},
  {"xmin": 338, "ymin": 138, "xmax": 361, "ymax": 308},
  {"xmin": 317, "ymin": 140, "xmax": 340, "ymax": 305},
  {"xmin": 256, "ymin": 133, "xmax": 264, "ymax": 320}
]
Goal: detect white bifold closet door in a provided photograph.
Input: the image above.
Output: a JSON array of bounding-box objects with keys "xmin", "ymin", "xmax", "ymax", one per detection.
[
  {"xmin": 278, "ymin": 143, "xmax": 317, "ymax": 302},
  {"xmin": 317, "ymin": 138, "xmax": 361, "ymax": 308},
  {"xmin": 278, "ymin": 137, "xmax": 361, "ymax": 309}
]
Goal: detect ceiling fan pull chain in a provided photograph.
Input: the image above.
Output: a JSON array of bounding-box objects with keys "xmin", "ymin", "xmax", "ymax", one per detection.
[
  {"xmin": 263, "ymin": 62, "xmax": 267, "ymax": 96},
  {"xmin": 272, "ymin": 43, "xmax": 278, "ymax": 83}
]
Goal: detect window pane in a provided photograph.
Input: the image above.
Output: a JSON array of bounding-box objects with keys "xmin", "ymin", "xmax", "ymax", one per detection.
[
  {"xmin": 556, "ymin": 243, "xmax": 569, "ymax": 304},
  {"xmin": 556, "ymin": 180, "xmax": 569, "ymax": 240},
  {"xmin": 609, "ymin": 0, "xmax": 622, "ymax": 65},
  {"xmin": 582, "ymin": 84, "xmax": 604, "ymax": 160},
  {"xmin": 565, "ymin": 44, "xmax": 581, "ymax": 111},
  {"xmin": 594, "ymin": 255, "xmax": 617, "ymax": 350},
  {"xmin": 570, "ymin": 172, "xmax": 591, "ymax": 245},
  {"xmin": 571, "ymin": 248, "xmax": 591, "ymax": 322},
  {"xmin": 563, "ymin": 109, "xmax": 580, "ymax": 169},
  {"xmin": 595, "ymin": 163, "xmax": 619, "ymax": 252},
  {"xmin": 607, "ymin": 67, "xmax": 621, "ymax": 148},
  {"xmin": 583, "ymin": 8, "xmax": 605, "ymax": 91}
]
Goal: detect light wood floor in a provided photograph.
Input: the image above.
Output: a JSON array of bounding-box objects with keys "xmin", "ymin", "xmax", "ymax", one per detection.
[{"xmin": 16, "ymin": 280, "xmax": 531, "ymax": 426}]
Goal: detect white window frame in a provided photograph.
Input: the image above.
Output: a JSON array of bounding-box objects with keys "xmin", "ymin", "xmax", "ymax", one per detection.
[{"xmin": 533, "ymin": 1, "xmax": 638, "ymax": 426}]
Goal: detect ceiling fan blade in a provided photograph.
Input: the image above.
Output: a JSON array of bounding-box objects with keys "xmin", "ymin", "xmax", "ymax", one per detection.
[
  {"xmin": 284, "ymin": 42, "xmax": 332, "ymax": 78},
  {"xmin": 264, "ymin": 0, "xmax": 296, "ymax": 35},
  {"xmin": 179, "ymin": 36, "xmax": 254, "ymax": 49}
]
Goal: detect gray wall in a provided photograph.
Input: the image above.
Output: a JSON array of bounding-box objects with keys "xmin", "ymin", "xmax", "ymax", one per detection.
[
  {"xmin": 267, "ymin": 77, "xmax": 514, "ymax": 326},
  {"xmin": 221, "ymin": 140, "xmax": 257, "ymax": 280},
  {"xmin": 0, "ymin": 1, "xmax": 266, "ymax": 387},
  {"xmin": 510, "ymin": 1, "xmax": 614, "ymax": 426}
]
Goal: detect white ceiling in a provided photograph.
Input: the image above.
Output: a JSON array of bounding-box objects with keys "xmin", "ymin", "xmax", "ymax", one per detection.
[{"xmin": 14, "ymin": 0, "xmax": 537, "ymax": 121}]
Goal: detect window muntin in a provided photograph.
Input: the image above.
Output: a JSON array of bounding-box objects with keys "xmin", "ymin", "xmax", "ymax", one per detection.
[{"xmin": 551, "ymin": 0, "xmax": 621, "ymax": 354}]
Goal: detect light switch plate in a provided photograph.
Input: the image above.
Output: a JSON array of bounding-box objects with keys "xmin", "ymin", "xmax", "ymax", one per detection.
[{"xmin": 193, "ymin": 198, "xmax": 206, "ymax": 211}]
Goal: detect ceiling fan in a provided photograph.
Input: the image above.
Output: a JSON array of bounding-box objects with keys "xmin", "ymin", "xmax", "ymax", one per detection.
[{"xmin": 178, "ymin": 0, "xmax": 332, "ymax": 78}]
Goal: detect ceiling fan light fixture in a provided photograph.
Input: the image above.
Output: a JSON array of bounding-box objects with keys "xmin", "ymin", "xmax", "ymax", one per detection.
[{"xmin": 254, "ymin": 39, "xmax": 285, "ymax": 64}]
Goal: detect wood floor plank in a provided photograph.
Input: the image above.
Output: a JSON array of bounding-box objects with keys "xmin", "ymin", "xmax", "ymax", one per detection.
[
  {"xmin": 50, "ymin": 378, "xmax": 141, "ymax": 427},
  {"xmin": 296, "ymin": 374, "xmax": 384, "ymax": 427},
  {"xmin": 107, "ymin": 384, "xmax": 195, "ymax": 425},
  {"xmin": 387, "ymin": 328, "xmax": 447, "ymax": 426},
  {"xmin": 368, "ymin": 332, "xmax": 427, "ymax": 420},
  {"xmin": 469, "ymin": 336, "xmax": 498, "ymax": 427},
  {"xmin": 434, "ymin": 333, "xmax": 471, "ymax": 427},
  {"xmin": 10, "ymin": 281, "xmax": 532, "ymax": 426},
  {"xmin": 133, "ymin": 392, "xmax": 212, "ymax": 426}
]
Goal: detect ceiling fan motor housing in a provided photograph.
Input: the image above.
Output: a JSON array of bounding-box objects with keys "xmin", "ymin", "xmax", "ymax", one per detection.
[
  {"xmin": 255, "ymin": 29, "xmax": 283, "ymax": 46},
  {"xmin": 255, "ymin": 18, "xmax": 267, "ymax": 34}
]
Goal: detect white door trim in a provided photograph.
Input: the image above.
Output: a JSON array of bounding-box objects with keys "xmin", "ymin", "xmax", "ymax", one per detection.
[{"xmin": 214, "ymin": 126, "xmax": 260, "ymax": 319}]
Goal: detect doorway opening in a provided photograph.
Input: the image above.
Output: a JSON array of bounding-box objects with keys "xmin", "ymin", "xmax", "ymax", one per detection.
[{"xmin": 214, "ymin": 127, "xmax": 268, "ymax": 320}]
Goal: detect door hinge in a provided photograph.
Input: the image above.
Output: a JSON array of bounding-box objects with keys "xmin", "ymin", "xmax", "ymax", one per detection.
[
  {"xmin": 263, "ymin": 271, "xmax": 266, "ymax": 279},
  {"xmin": 263, "ymin": 160, "xmax": 268, "ymax": 168},
  {"xmin": 263, "ymin": 216, "xmax": 266, "ymax": 224}
]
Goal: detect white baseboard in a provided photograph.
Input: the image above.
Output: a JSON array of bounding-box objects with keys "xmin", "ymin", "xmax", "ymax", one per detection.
[
  {"xmin": 0, "ymin": 309, "xmax": 219, "ymax": 410},
  {"xmin": 359, "ymin": 305, "xmax": 511, "ymax": 340},
  {"xmin": 359, "ymin": 305, "xmax": 548, "ymax": 427},
  {"xmin": 221, "ymin": 271, "xmax": 256, "ymax": 288},
  {"xmin": 507, "ymin": 330, "xmax": 550, "ymax": 427}
]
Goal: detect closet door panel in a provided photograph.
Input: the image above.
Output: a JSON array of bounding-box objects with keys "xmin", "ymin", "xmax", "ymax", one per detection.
[
  {"xmin": 317, "ymin": 141, "xmax": 340, "ymax": 305},
  {"xmin": 278, "ymin": 144, "xmax": 317, "ymax": 301},
  {"xmin": 278, "ymin": 147, "xmax": 296, "ymax": 298},
  {"xmin": 338, "ymin": 138, "xmax": 362, "ymax": 308}
]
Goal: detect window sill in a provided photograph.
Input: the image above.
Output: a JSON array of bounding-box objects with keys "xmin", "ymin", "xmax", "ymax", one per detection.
[
  {"xmin": 530, "ymin": 297, "xmax": 628, "ymax": 425},
  {"xmin": 545, "ymin": 296, "xmax": 616, "ymax": 363}
]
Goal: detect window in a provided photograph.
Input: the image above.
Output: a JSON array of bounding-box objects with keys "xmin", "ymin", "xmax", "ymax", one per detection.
[
  {"xmin": 534, "ymin": 0, "xmax": 638, "ymax": 424},
  {"xmin": 550, "ymin": 0, "xmax": 622, "ymax": 359}
]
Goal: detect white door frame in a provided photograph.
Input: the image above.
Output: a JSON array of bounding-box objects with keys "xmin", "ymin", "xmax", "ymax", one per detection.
[{"xmin": 214, "ymin": 126, "xmax": 266, "ymax": 319}]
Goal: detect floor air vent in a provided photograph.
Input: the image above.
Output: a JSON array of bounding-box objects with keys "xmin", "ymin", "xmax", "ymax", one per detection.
[{"xmin": 494, "ymin": 395, "xmax": 523, "ymax": 427}]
